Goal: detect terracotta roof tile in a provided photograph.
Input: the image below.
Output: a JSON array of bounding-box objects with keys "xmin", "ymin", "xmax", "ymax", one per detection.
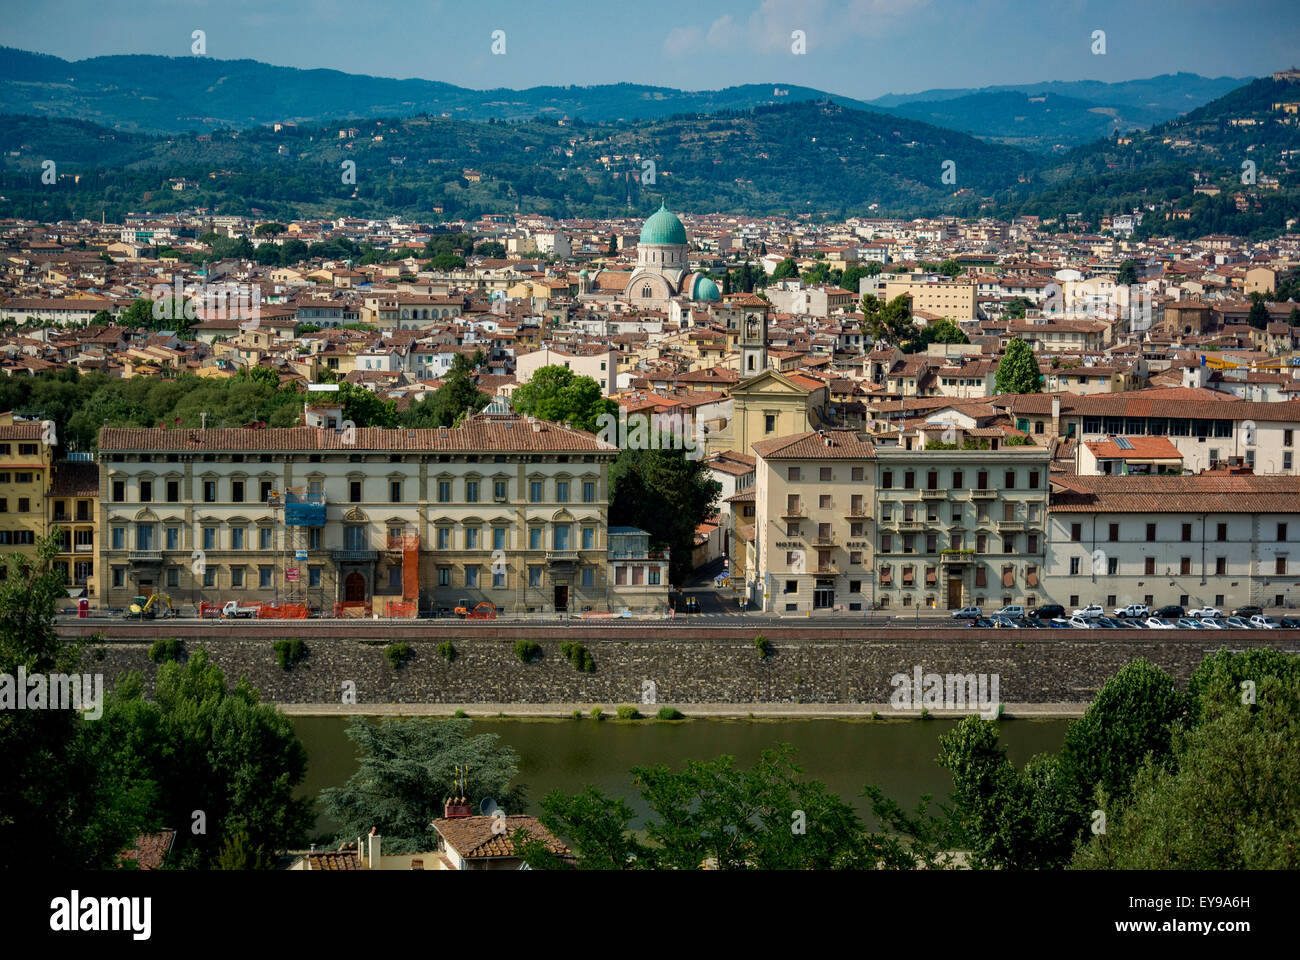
[
  {"xmin": 432, "ymin": 815, "xmax": 569, "ymax": 860},
  {"xmin": 99, "ymin": 415, "xmax": 618, "ymax": 454},
  {"xmin": 1049, "ymin": 474, "xmax": 1300, "ymax": 513}
]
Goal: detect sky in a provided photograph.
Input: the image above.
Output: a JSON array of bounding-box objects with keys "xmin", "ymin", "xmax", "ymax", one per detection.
[{"xmin": 1, "ymin": 0, "xmax": 1297, "ymax": 99}]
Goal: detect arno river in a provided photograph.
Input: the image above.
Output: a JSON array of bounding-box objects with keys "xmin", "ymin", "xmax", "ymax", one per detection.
[{"xmin": 292, "ymin": 715, "xmax": 1070, "ymax": 838}]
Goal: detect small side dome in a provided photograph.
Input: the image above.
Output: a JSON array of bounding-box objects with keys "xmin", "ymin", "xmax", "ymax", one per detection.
[{"xmin": 691, "ymin": 275, "xmax": 721, "ymax": 301}]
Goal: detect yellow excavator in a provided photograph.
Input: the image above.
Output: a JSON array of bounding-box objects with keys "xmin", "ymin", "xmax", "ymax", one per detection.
[{"xmin": 126, "ymin": 593, "xmax": 175, "ymax": 620}]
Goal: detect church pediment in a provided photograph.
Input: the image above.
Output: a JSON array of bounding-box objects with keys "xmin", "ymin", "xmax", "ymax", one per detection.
[{"xmin": 731, "ymin": 369, "xmax": 808, "ymax": 396}]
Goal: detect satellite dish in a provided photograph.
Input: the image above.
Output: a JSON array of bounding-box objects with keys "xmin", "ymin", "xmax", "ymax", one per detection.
[{"xmin": 479, "ymin": 797, "xmax": 498, "ymax": 816}]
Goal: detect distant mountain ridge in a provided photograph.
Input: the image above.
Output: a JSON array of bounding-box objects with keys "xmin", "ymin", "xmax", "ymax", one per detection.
[{"xmin": 0, "ymin": 47, "xmax": 1254, "ymax": 150}]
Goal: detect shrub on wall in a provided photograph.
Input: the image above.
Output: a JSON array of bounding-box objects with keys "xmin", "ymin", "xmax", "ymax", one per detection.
[
  {"xmin": 273, "ymin": 638, "xmax": 308, "ymax": 670},
  {"xmin": 384, "ymin": 643, "xmax": 412, "ymax": 669},
  {"xmin": 514, "ymin": 640, "xmax": 542, "ymax": 664},
  {"xmin": 148, "ymin": 638, "xmax": 184, "ymax": 663},
  {"xmin": 436, "ymin": 641, "xmax": 457, "ymax": 662},
  {"xmin": 559, "ymin": 641, "xmax": 595, "ymax": 673}
]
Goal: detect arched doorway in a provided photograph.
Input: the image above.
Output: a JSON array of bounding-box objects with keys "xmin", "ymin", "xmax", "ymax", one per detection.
[{"xmin": 344, "ymin": 572, "xmax": 366, "ymax": 602}]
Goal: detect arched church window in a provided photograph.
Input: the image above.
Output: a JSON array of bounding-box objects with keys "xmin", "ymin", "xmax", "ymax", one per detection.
[{"xmin": 641, "ymin": 285, "xmax": 652, "ymax": 299}]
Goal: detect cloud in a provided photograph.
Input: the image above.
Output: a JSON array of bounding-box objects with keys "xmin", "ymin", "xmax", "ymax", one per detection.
[
  {"xmin": 662, "ymin": 24, "xmax": 703, "ymax": 57},
  {"xmin": 665, "ymin": 0, "xmax": 930, "ymax": 57}
]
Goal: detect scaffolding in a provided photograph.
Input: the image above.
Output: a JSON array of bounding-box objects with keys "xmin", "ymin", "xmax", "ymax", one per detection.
[
  {"xmin": 385, "ymin": 524, "xmax": 420, "ymax": 618},
  {"xmin": 283, "ymin": 487, "xmax": 326, "ymax": 608}
]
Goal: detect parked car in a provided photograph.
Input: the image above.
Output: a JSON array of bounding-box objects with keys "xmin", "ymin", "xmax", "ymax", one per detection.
[
  {"xmin": 994, "ymin": 605, "xmax": 1026, "ymax": 618},
  {"xmin": 967, "ymin": 617, "xmax": 994, "ymax": 629},
  {"xmin": 1028, "ymin": 604, "xmax": 1065, "ymax": 620},
  {"xmin": 1112, "ymin": 603, "xmax": 1150, "ymax": 619},
  {"xmin": 1046, "ymin": 617, "xmax": 1074, "ymax": 628},
  {"xmin": 1249, "ymin": 615, "xmax": 1279, "ymax": 630},
  {"xmin": 1066, "ymin": 615, "xmax": 1096, "ymax": 629},
  {"xmin": 1153, "ymin": 604, "xmax": 1185, "ymax": 619},
  {"xmin": 1198, "ymin": 618, "xmax": 1224, "ymax": 629},
  {"xmin": 1072, "ymin": 604, "xmax": 1105, "ymax": 619},
  {"xmin": 1221, "ymin": 616, "xmax": 1252, "ymax": 630},
  {"xmin": 1232, "ymin": 605, "xmax": 1264, "ymax": 619},
  {"xmin": 1278, "ymin": 617, "xmax": 1300, "ymax": 629},
  {"xmin": 990, "ymin": 615, "xmax": 1022, "ymax": 629},
  {"xmin": 1187, "ymin": 607, "xmax": 1222, "ymax": 618},
  {"xmin": 1176, "ymin": 618, "xmax": 1206, "ymax": 630},
  {"xmin": 951, "ymin": 606, "xmax": 983, "ymax": 619},
  {"xmin": 1094, "ymin": 616, "xmax": 1125, "ymax": 629},
  {"xmin": 1144, "ymin": 617, "xmax": 1176, "ymax": 629}
]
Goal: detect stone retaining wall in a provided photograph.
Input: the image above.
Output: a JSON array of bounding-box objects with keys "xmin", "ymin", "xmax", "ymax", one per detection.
[{"xmin": 79, "ymin": 630, "xmax": 1294, "ymax": 706}]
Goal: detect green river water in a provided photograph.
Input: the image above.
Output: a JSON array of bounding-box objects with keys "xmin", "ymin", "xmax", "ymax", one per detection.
[{"xmin": 291, "ymin": 715, "xmax": 1070, "ymax": 838}]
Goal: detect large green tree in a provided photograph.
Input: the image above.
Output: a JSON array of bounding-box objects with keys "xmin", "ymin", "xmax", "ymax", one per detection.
[
  {"xmin": 1247, "ymin": 291, "xmax": 1271, "ymax": 330},
  {"xmin": 510, "ymin": 365, "xmax": 616, "ymax": 433},
  {"xmin": 1074, "ymin": 650, "xmax": 1300, "ymax": 869},
  {"xmin": 401, "ymin": 351, "xmax": 489, "ymax": 428},
  {"xmin": 93, "ymin": 649, "xmax": 314, "ymax": 868},
  {"xmin": 771, "ymin": 257, "xmax": 799, "ymax": 281},
  {"xmin": 860, "ymin": 293, "xmax": 916, "ymax": 345},
  {"xmin": 995, "ymin": 338, "xmax": 1043, "ymax": 394},
  {"xmin": 0, "ymin": 534, "xmax": 153, "ymax": 869},
  {"xmin": 338, "ymin": 380, "xmax": 398, "ymax": 429},
  {"xmin": 321, "ymin": 717, "xmax": 525, "ymax": 853},
  {"xmin": 519, "ymin": 746, "xmax": 873, "ymax": 870},
  {"xmin": 609, "ymin": 447, "xmax": 720, "ymax": 585}
]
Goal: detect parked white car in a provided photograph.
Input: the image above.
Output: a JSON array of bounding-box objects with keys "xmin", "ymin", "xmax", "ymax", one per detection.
[
  {"xmin": 1072, "ymin": 604, "xmax": 1104, "ymax": 619},
  {"xmin": 1250, "ymin": 615, "xmax": 1280, "ymax": 629},
  {"xmin": 1143, "ymin": 617, "xmax": 1176, "ymax": 629},
  {"xmin": 1187, "ymin": 607, "xmax": 1222, "ymax": 618},
  {"xmin": 1067, "ymin": 615, "xmax": 1097, "ymax": 629},
  {"xmin": 1113, "ymin": 603, "xmax": 1150, "ymax": 619},
  {"xmin": 1198, "ymin": 618, "xmax": 1224, "ymax": 629}
]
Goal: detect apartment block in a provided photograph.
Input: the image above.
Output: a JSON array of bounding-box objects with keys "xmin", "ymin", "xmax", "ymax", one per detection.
[
  {"xmin": 873, "ymin": 446, "xmax": 1051, "ymax": 611},
  {"xmin": 96, "ymin": 413, "xmax": 665, "ymax": 615},
  {"xmin": 0, "ymin": 414, "xmax": 52, "ymax": 569},
  {"xmin": 752, "ymin": 429, "xmax": 877, "ymax": 613},
  {"xmin": 883, "ymin": 277, "xmax": 977, "ymax": 322},
  {"xmin": 1044, "ymin": 474, "xmax": 1300, "ymax": 612},
  {"xmin": 49, "ymin": 460, "xmax": 98, "ymax": 600}
]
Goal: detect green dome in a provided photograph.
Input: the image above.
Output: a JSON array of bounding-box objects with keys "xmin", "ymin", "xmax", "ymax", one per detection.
[
  {"xmin": 691, "ymin": 275, "xmax": 721, "ymax": 301},
  {"xmin": 639, "ymin": 203, "xmax": 687, "ymax": 246}
]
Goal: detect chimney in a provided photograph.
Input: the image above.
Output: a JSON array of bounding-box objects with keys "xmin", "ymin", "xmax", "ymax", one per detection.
[
  {"xmin": 368, "ymin": 828, "xmax": 381, "ymax": 870},
  {"xmin": 444, "ymin": 795, "xmax": 472, "ymax": 818},
  {"xmin": 1050, "ymin": 394, "xmax": 1061, "ymax": 436}
]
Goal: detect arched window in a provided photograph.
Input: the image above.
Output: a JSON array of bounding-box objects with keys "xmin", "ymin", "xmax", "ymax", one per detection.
[{"xmin": 641, "ymin": 284, "xmax": 652, "ymax": 298}]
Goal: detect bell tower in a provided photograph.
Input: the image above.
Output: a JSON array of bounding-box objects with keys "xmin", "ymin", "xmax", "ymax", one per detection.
[{"xmin": 737, "ymin": 296, "xmax": 769, "ymax": 377}]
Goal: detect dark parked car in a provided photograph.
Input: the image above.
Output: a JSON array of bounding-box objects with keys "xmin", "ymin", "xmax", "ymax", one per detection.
[
  {"xmin": 1232, "ymin": 605, "xmax": 1264, "ymax": 619},
  {"xmin": 1028, "ymin": 604, "xmax": 1065, "ymax": 620},
  {"xmin": 967, "ymin": 617, "xmax": 994, "ymax": 629},
  {"xmin": 1153, "ymin": 605, "xmax": 1185, "ymax": 619},
  {"xmin": 1280, "ymin": 617, "xmax": 1300, "ymax": 629}
]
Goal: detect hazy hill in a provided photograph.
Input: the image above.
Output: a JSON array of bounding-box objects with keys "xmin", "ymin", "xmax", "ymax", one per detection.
[
  {"xmin": 0, "ymin": 101, "xmax": 1039, "ymax": 223},
  {"xmin": 0, "ymin": 46, "xmax": 1251, "ymax": 151}
]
